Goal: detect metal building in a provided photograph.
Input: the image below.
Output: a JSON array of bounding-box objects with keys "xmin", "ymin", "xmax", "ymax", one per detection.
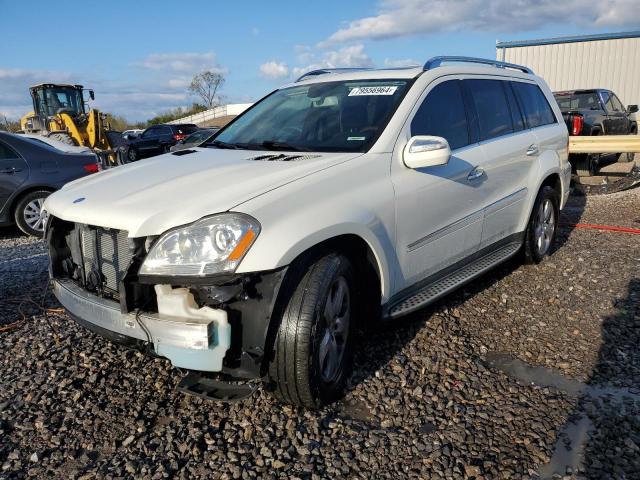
[{"xmin": 496, "ymin": 31, "xmax": 640, "ymax": 107}]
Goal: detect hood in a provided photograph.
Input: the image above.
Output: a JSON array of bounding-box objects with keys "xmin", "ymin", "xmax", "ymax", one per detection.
[{"xmin": 45, "ymin": 148, "xmax": 361, "ymax": 236}]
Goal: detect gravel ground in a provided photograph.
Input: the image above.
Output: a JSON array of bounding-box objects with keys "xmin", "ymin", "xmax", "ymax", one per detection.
[{"xmin": 1, "ymin": 187, "xmax": 638, "ymax": 479}]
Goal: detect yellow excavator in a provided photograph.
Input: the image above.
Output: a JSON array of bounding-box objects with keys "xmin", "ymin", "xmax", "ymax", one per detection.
[{"xmin": 20, "ymin": 83, "xmax": 123, "ymax": 165}]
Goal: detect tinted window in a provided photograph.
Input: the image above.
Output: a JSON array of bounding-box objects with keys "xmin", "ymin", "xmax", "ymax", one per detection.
[
  {"xmin": 505, "ymin": 83, "xmax": 525, "ymax": 132},
  {"xmin": 512, "ymin": 82, "xmax": 556, "ymax": 128},
  {"xmin": 601, "ymin": 91, "xmax": 614, "ymax": 112},
  {"xmin": 159, "ymin": 126, "xmax": 172, "ymax": 135},
  {"xmin": 411, "ymin": 80, "xmax": 469, "ymax": 150},
  {"xmin": 142, "ymin": 128, "xmax": 158, "ymax": 138},
  {"xmin": 465, "ymin": 80, "xmax": 513, "ymax": 140},
  {"xmin": 0, "ymin": 140, "xmax": 20, "ymax": 159},
  {"xmin": 176, "ymin": 125, "xmax": 198, "ymax": 135}
]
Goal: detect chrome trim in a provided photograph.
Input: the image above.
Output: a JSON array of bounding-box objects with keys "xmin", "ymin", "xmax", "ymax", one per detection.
[
  {"xmin": 52, "ymin": 279, "xmax": 213, "ymax": 350},
  {"xmin": 408, "ymin": 210, "xmax": 484, "ymax": 252},
  {"xmin": 484, "ymin": 188, "xmax": 528, "ymax": 216}
]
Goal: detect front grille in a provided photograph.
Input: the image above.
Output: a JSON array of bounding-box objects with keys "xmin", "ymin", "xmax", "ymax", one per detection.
[{"xmin": 76, "ymin": 225, "xmax": 133, "ymax": 299}]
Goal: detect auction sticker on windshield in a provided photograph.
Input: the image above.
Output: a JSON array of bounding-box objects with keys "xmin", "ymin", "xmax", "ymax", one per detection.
[{"xmin": 349, "ymin": 86, "xmax": 398, "ymax": 96}]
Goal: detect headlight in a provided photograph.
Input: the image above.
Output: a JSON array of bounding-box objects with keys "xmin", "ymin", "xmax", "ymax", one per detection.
[{"xmin": 139, "ymin": 213, "xmax": 260, "ymax": 276}]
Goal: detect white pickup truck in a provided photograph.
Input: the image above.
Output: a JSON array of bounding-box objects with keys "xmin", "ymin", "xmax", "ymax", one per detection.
[{"xmin": 44, "ymin": 56, "xmax": 571, "ymax": 408}]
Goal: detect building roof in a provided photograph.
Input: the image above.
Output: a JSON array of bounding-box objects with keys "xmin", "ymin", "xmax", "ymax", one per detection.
[{"xmin": 496, "ymin": 30, "xmax": 640, "ymax": 49}]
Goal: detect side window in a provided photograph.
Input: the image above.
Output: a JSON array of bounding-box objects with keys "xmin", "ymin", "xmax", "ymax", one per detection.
[
  {"xmin": 512, "ymin": 82, "xmax": 556, "ymax": 128},
  {"xmin": 601, "ymin": 91, "xmax": 614, "ymax": 112},
  {"xmin": 142, "ymin": 128, "xmax": 156, "ymax": 138},
  {"xmin": 160, "ymin": 126, "xmax": 172, "ymax": 135},
  {"xmin": 504, "ymin": 83, "xmax": 525, "ymax": 132},
  {"xmin": 410, "ymin": 80, "xmax": 470, "ymax": 150},
  {"xmin": 0, "ymin": 140, "xmax": 20, "ymax": 160},
  {"xmin": 465, "ymin": 79, "xmax": 514, "ymax": 141},
  {"xmin": 611, "ymin": 94, "xmax": 625, "ymax": 112}
]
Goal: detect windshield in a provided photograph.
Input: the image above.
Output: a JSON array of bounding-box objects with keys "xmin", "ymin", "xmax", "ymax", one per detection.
[
  {"xmin": 206, "ymin": 79, "xmax": 410, "ymax": 152},
  {"xmin": 35, "ymin": 87, "xmax": 85, "ymax": 117},
  {"xmin": 554, "ymin": 92, "xmax": 601, "ymax": 110}
]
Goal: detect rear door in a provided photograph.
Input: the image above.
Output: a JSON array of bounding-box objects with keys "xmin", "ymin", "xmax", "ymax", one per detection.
[
  {"xmin": 0, "ymin": 139, "xmax": 29, "ymax": 215},
  {"xmin": 463, "ymin": 78, "xmax": 535, "ymax": 248}
]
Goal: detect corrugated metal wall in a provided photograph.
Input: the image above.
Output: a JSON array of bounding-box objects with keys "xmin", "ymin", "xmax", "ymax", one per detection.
[{"xmin": 497, "ymin": 37, "xmax": 640, "ymax": 106}]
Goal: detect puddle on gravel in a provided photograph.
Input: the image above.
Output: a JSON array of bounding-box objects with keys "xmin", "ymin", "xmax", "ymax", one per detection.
[{"xmin": 484, "ymin": 352, "xmax": 640, "ymax": 479}]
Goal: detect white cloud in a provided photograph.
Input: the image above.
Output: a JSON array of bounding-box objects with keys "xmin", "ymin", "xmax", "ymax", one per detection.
[
  {"xmin": 259, "ymin": 61, "xmax": 290, "ymax": 79},
  {"xmin": 323, "ymin": 0, "xmax": 640, "ymax": 44},
  {"xmin": 384, "ymin": 58, "xmax": 420, "ymax": 68},
  {"xmin": 132, "ymin": 52, "xmax": 219, "ymax": 73},
  {"xmin": 292, "ymin": 44, "xmax": 374, "ymax": 78}
]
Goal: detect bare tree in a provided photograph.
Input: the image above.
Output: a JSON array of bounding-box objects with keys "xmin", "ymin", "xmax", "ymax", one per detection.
[{"xmin": 188, "ymin": 71, "xmax": 225, "ymax": 109}]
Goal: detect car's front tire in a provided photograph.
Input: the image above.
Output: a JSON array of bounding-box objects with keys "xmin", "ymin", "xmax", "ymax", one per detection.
[
  {"xmin": 523, "ymin": 186, "xmax": 559, "ymax": 264},
  {"xmin": 266, "ymin": 253, "xmax": 355, "ymax": 408},
  {"xmin": 14, "ymin": 190, "xmax": 51, "ymax": 236},
  {"xmin": 127, "ymin": 147, "xmax": 138, "ymax": 163}
]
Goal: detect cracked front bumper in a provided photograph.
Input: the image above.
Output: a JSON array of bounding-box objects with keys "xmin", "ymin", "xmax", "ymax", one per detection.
[{"xmin": 53, "ymin": 279, "xmax": 229, "ymax": 371}]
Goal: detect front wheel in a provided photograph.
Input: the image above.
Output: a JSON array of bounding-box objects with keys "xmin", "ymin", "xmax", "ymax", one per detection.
[
  {"xmin": 265, "ymin": 253, "xmax": 355, "ymax": 408},
  {"xmin": 127, "ymin": 147, "xmax": 138, "ymax": 163},
  {"xmin": 14, "ymin": 190, "xmax": 51, "ymax": 236},
  {"xmin": 523, "ymin": 186, "xmax": 559, "ymax": 264}
]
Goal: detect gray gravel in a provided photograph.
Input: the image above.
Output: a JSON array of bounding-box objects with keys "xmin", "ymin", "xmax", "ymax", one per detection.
[{"xmin": 1, "ymin": 188, "xmax": 639, "ymax": 479}]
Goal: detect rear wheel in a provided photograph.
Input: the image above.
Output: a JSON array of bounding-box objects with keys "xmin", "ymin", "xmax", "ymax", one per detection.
[
  {"xmin": 523, "ymin": 186, "xmax": 558, "ymax": 264},
  {"xmin": 14, "ymin": 190, "xmax": 51, "ymax": 237},
  {"xmin": 265, "ymin": 253, "xmax": 355, "ymax": 408}
]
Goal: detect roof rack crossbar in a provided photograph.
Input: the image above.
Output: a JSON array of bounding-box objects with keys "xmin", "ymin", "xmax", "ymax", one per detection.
[
  {"xmin": 295, "ymin": 67, "xmax": 373, "ymax": 82},
  {"xmin": 424, "ymin": 56, "xmax": 533, "ymax": 74}
]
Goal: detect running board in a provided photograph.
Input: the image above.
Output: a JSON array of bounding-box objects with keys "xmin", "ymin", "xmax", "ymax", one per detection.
[
  {"xmin": 387, "ymin": 242, "xmax": 521, "ymax": 319},
  {"xmin": 178, "ymin": 372, "xmax": 258, "ymax": 402}
]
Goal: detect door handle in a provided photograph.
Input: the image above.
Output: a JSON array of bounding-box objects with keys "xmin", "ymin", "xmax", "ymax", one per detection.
[
  {"xmin": 526, "ymin": 144, "xmax": 540, "ymax": 156},
  {"xmin": 0, "ymin": 167, "xmax": 21, "ymax": 174},
  {"xmin": 467, "ymin": 166, "xmax": 485, "ymax": 182}
]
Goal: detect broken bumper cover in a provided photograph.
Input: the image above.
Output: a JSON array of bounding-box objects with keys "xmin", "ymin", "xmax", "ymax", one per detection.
[{"xmin": 52, "ymin": 279, "xmax": 229, "ymax": 372}]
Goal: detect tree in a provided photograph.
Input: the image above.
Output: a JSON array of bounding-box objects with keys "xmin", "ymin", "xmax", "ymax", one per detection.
[
  {"xmin": 0, "ymin": 115, "xmax": 21, "ymax": 132},
  {"xmin": 188, "ymin": 71, "xmax": 225, "ymax": 109},
  {"xmin": 146, "ymin": 103, "xmax": 207, "ymax": 126}
]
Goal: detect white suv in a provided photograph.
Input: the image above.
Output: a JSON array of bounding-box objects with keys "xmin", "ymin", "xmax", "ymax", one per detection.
[{"xmin": 44, "ymin": 57, "xmax": 571, "ymax": 407}]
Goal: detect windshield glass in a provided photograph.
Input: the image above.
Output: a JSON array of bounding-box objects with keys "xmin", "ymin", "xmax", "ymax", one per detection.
[{"xmin": 206, "ymin": 79, "xmax": 410, "ymax": 152}]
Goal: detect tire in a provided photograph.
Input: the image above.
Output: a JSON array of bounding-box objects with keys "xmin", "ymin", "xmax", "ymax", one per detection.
[
  {"xmin": 523, "ymin": 186, "xmax": 559, "ymax": 265},
  {"xmin": 47, "ymin": 132, "xmax": 77, "ymax": 146},
  {"xmin": 265, "ymin": 253, "xmax": 355, "ymax": 408},
  {"xmin": 575, "ymin": 153, "xmax": 599, "ymax": 177},
  {"xmin": 126, "ymin": 147, "xmax": 138, "ymax": 163},
  {"xmin": 14, "ymin": 190, "xmax": 51, "ymax": 237}
]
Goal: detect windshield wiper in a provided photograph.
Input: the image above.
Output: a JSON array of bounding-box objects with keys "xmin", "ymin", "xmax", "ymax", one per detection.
[
  {"xmin": 209, "ymin": 140, "xmax": 247, "ymax": 150},
  {"xmin": 255, "ymin": 141, "xmax": 311, "ymax": 152}
]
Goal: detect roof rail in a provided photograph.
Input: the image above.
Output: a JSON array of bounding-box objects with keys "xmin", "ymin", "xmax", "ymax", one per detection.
[
  {"xmin": 424, "ymin": 56, "xmax": 533, "ymax": 74},
  {"xmin": 295, "ymin": 67, "xmax": 373, "ymax": 82}
]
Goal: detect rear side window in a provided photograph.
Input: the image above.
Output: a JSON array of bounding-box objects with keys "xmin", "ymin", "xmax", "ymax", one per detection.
[
  {"xmin": 0, "ymin": 140, "xmax": 20, "ymax": 159},
  {"xmin": 177, "ymin": 125, "xmax": 198, "ymax": 135},
  {"xmin": 512, "ymin": 82, "xmax": 556, "ymax": 128},
  {"xmin": 465, "ymin": 79, "xmax": 514, "ymax": 141},
  {"xmin": 411, "ymin": 80, "xmax": 470, "ymax": 150}
]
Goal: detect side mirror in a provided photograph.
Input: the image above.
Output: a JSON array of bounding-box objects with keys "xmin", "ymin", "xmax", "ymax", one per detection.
[
  {"xmin": 403, "ymin": 136, "xmax": 451, "ymax": 169},
  {"xmin": 89, "ymin": 90, "xmax": 95, "ymax": 101},
  {"xmin": 627, "ymin": 104, "xmax": 638, "ymax": 114}
]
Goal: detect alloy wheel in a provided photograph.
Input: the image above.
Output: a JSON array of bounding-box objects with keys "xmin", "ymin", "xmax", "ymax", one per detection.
[{"xmin": 318, "ymin": 276, "xmax": 351, "ymax": 383}]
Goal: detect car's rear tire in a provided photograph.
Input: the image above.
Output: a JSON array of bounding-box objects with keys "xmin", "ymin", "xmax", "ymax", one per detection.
[
  {"xmin": 265, "ymin": 253, "xmax": 355, "ymax": 408},
  {"xmin": 14, "ymin": 190, "xmax": 51, "ymax": 237},
  {"xmin": 523, "ymin": 186, "xmax": 559, "ymax": 264}
]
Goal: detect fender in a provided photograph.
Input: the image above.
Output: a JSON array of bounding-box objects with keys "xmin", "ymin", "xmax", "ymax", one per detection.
[{"xmin": 518, "ymin": 149, "xmax": 563, "ymax": 232}]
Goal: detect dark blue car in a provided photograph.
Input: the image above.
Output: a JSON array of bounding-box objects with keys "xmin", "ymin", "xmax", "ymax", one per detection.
[{"xmin": 0, "ymin": 132, "xmax": 99, "ymax": 236}]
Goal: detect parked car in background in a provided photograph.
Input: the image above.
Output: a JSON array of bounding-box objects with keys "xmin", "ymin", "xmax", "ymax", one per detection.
[
  {"xmin": 122, "ymin": 129, "xmax": 144, "ymax": 139},
  {"xmin": 553, "ymin": 89, "xmax": 638, "ymax": 175},
  {"xmin": 0, "ymin": 131, "xmax": 99, "ymax": 236},
  {"xmin": 124, "ymin": 124, "xmax": 198, "ymax": 162},
  {"xmin": 44, "ymin": 57, "xmax": 570, "ymax": 408},
  {"xmin": 169, "ymin": 127, "xmax": 220, "ymax": 152}
]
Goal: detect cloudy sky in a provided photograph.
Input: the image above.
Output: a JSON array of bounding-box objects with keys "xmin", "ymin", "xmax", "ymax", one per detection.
[{"xmin": 1, "ymin": 0, "xmax": 638, "ymax": 122}]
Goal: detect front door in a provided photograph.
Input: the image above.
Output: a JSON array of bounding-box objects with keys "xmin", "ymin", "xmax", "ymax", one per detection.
[{"xmin": 392, "ymin": 78, "xmax": 485, "ymax": 290}]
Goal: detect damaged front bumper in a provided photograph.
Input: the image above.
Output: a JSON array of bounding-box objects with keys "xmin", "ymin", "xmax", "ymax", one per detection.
[{"xmin": 53, "ymin": 279, "xmax": 230, "ymax": 371}]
